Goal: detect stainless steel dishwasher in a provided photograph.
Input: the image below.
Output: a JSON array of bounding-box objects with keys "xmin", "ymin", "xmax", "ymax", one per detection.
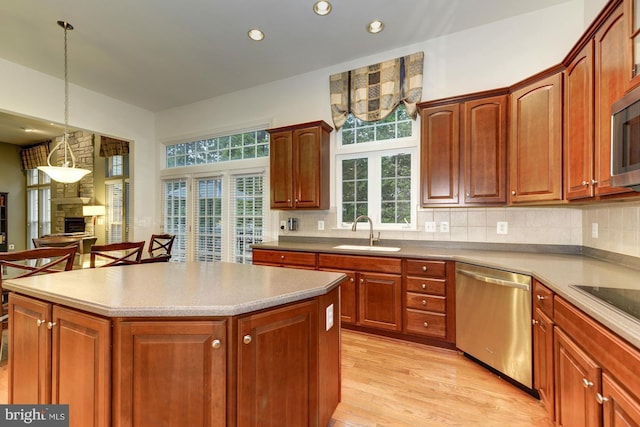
[{"xmin": 455, "ymin": 263, "xmax": 532, "ymax": 390}]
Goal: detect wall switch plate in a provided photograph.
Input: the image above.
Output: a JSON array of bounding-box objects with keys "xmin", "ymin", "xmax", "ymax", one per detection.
[
  {"xmin": 318, "ymin": 220, "xmax": 325, "ymax": 231},
  {"xmin": 326, "ymin": 304, "xmax": 334, "ymax": 331},
  {"xmin": 424, "ymin": 221, "xmax": 436, "ymax": 232},
  {"xmin": 280, "ymin": 220, "xmax": 286, "ymax": 230},
  {"xmin": 497, "ymin": 221, "xmax": 508, "ymax": 235},
  {"xmin": 592, "ymin": 222, "xmax": 599, "ymax": 238},
  {"xmin": 439, "ymin": 222, "xmax": 449, "ymax": 233}
]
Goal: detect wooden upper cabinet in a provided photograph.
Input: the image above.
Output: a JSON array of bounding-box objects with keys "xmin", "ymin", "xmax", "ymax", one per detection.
[
  {"xmin": 564, "ymin": 40, "xmax": 596, "ymax": 200},
  {"xmin": 267, "ymin": 121, "xmax": 332, "ymax": 210},
  {"xmin": 594, "ymin": 3, "xmax": 633, "ymax": 197},
  {"xmin": 509, "ymin": 72, "xmax": 563, "ymax": 203},
  {"xmin": 462, "ymin": 95, "xmax": 508, "ymax": 204},
  {"xmin": 420, "ymin": 104, "xmax": 460, "ymax": 205},
  {"xmin": 627, "ymin": 0, "xmax": 640, "ymax": 88}
]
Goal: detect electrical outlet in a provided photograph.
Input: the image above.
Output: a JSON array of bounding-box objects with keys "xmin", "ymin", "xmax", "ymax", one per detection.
[
  {"xmin": 592, "ymin": 222, "xmax": 599, "ymax": 238},
  {"xmin": 439, "ymin": 221, "xmax": 449, "ymax": 233},
  {"xmin": 424, "ymin": 221, "xmax": 436, "ymax": 232},
  {"xmin": 326, "ymin": 304, "xmax": 334, "ymax": 331},
  {"xmin": 280, "ymin": 220, "xmax": 286, "ymax": 230},
  {"xmin": 318, "ymin": 220, "xmax": 325, "ymax": 231},
  {"xmin": 497, "ymin": 221, "xmax": 508, "ymax": 235},
  {"xmin": 8, "ymin": 244, "xmax": 14, "ymax": 250}
]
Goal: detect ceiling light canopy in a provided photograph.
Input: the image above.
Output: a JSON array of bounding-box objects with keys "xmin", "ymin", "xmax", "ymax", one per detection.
[
  {"xmin": 313, "ymin": 1, "xmax": 332, "ymax": 16},
  {"xmin": 247, "ymin": 28, "xmax": 265, "ymax": 41},
  {"xmin": 37, "ymin": 21, "xmax": 91, "ymax": 184},
  {"xmin": 367, "ymin": 20, "xmax": 385, "ymax": 34}
]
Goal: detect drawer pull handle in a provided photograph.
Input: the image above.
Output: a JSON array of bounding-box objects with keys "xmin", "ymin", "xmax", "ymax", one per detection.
[
  {"xmin": 422, "ymin": 300, "xmax": 427, "ymax": 306},
  {"xmin": 596, "ymin": 393, "xmax": 609, "ymax": 404},
  {"xmin": 421, "ymin": 283, "xmax": 427, "ymax": 290},
  {"xmin": 422, "ymin": 266, "xmax": 428, "ymax": 272},
  {"xmin": 582, "ymin": 378, "xmax": 594, "ymax": 388},
  {"xmin": 243, "ymin": 335, "xmax": 252, "ymax": 345},
  {"xmin": 212, "ymin": 339, "xmax": 222, "ymax": 349},
  {"xmin": 423, "ymin": 322, "xmax": 429, "ymax": 328}
]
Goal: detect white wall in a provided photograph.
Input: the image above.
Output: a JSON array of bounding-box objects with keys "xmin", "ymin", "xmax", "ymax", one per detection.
[{"xmin": 0, "ymin": 58, "xmax": 158, "ymax": 241}]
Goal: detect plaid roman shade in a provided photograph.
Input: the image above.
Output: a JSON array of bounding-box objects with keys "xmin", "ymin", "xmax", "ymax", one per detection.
[
  {"xmin": 99, "ymin": 136, "xmax": 130, "ymax": 157},
  {"xmin": 20, "ymin": 142, "xmax": 50, "ymax": 170},
  {"xmin": 329, "ymin": 51, "xmax": 424, "ymax": 130}
]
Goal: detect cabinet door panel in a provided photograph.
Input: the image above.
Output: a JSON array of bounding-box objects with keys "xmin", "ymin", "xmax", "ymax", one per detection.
[
  {"xmin": 510, "ymin": 73, "xmax": 563, "ymax": 202},
  {"xmin": 602, "ymin": 372, "xmax": 640, "ymax": 427},
  {"xmin": 269, "ymin": 131, "xmax": 294, "ymax": 208},
  {"xmin": 114, "ymin": 320, "xmax": 227, "ymax": 427},
  {"xmin": 8, "ymin": 293, "xmax": 51, "ymax": 404},
  {"xmin": 294, "ymin": 127, "xmax": 323, "ymax": 208},
  {"xmin": 238, "ymin": 300, "xmax": 318, "ymax": 427},
  {"xmin": 463, "ymin": 95, "xmax": 508, "ymax": 204},
  {"xmin": 358, "ymin": 272, "xmax": 402, "ymax": 331},
  {"xmin": 534, "ymin": 307, "xmax": 555, "ymax": 420},
  {"xmin": 420, "ymin": 104, "xmax": 460, "ymax": 205},
  {"xmin": 52, "ymin": 305, "xmax": 111, "ymax": 427}
]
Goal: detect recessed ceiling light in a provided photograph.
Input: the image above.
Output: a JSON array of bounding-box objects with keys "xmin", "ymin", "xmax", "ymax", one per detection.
[
  {"xmin": 313, "ymin": 1, "xmax": 332, "ymax": 16},
  {"xmin": 367, "ymin": 20, "xmax": 384, "ymax": 34},
  {"xmin": 247, "ymin": 29, "xmax": 265, "ymax": 41}
]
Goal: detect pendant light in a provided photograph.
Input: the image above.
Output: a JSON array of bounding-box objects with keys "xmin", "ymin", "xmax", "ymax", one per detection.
[{"xmin": 38, "ymin": 21, "xmax": 91, "ymax": 184}]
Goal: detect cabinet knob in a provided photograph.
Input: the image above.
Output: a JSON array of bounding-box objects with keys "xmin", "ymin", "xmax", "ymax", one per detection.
[
  {"xmin": 287, "ymin": 199, "xmax": 291, "ymax": 203},
  {"xmin": 511, "ymin": 190, "xmax": 516, "ymax": 195},
  {"xmin": 582, "ymin": 378, "xmax": 594, "ymax": 388},
  {"xmin": 243, "ymin": 335, "xmax": 252, "ymax": 345},
  {"xmin": 423, "ymin": 322, "xmax": 429, "ymax": 328},
  {"xmin": 349, "ymin": 277, "xmax": 354, "ymax": 283},
  {"xmin": 596, "ymin": 393, "xmax": 609, "ymax": 405},
  {"xmin": 212, "ymin": 339, "xmax": 222, "ymax": 349},
  {"xmin": 280, "ymin": 255, "xmax": 285, "ymax": 260},
  {"xmin": 47, "ymin": 321, "xmax": 56, "ymax": 330},
  {"xmin": 422, "ymin": 266, "xmax": 427, "ymax": 272},
  {"xmin": 360, "ymin": 278, "xmax": 364, "ymax": 284},
  {"xmin": 591, "ymin": 179, "xmax": 598, "ymax": 185},
  {"xmin": 536, "ymin": 295, "xmax": 546, "ymax": 301},
  {"xmin": 36, "ymin": 319, "xmax": 45, "ymax": 327},
  {"xmin": 422, "ymin": 300, "xmax": 427, "ymax": 306},
  {"xmin": 532, "ymin": 319, "xmax": 539, "ymax": 325},
  {"xmin": 421, "ymin": 283, "xmax": 427, "ymax": 290},
  {"xmin": 582, "ymin": 180, "xmax": 589, "ymax": 186}
]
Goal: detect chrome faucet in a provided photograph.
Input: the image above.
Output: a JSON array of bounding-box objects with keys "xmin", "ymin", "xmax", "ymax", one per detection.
[{"xmin": 351, "ymin": 215, "xmax": 380, "ymax": 246}]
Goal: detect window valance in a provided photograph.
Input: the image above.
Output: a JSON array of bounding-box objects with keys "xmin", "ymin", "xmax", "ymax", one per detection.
[
  {"xmin": 329, "ymin": 51, "xmax": 424, "ymax": 130},
  {"xmin": 99, "ymin": 136, "xmax": 130, "ymax": 157},
  {"xmin": 20, "ymin": 142, "xmax": 50, "ymax": 170}
]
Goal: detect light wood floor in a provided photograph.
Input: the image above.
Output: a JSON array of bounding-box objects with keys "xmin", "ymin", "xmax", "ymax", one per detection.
[{"xmin": 0, "ymin": 330, "xmax": 553, "ymax": 426}]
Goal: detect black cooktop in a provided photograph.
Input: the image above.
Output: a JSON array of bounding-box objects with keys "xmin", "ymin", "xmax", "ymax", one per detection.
[{"xmin": 571, "ymin": 285, "xmax": 640, "ymax": 323}]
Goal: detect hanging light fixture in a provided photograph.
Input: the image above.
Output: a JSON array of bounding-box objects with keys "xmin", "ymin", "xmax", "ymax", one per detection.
[{"xmin": 38, "ymin": 21, "xmax": 91, "ymax": 184}]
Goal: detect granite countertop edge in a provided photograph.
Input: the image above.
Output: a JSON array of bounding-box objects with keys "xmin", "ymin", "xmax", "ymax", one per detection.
[{"xmin": 253, "ymin": 239, "xmax": 640, "ymax": 349}]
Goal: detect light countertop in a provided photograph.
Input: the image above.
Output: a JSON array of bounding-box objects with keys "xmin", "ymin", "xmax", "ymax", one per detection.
[
  {"xmin": 254, "ymin": 240, "xmax": 640, "ymax": 348},
  {"xmin": 3, "ymin": 261, "xmax": 345, "ymax": 317}
]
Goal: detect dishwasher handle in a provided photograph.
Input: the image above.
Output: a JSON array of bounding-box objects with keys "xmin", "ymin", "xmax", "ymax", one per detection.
[{"xmin": 456, "ymin": 268, "xmax": 530, "ymax": 291}]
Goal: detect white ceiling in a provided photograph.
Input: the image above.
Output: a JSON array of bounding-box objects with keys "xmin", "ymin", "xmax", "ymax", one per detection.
[{"xmin": 0, "ymin": 0, "xmax": 570, "ymax": 145}]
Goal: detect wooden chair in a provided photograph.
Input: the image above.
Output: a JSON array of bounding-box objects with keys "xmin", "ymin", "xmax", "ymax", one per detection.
[
  {"xmin": 147, "ymin": 234, "xmax": 175, "ymax": 258},
  {"xmin": 90, "ymin": 241, "xmax": 145, "ymax": 268},
  {"xmin": 0, "ymin": 245, "xmax": 78, "ymax": 360}
]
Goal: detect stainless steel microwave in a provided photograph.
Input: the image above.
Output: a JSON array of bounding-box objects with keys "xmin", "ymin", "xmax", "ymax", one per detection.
[{"xmin": 612, "ymin": 85, "xmax": 640, "ymax": 191}]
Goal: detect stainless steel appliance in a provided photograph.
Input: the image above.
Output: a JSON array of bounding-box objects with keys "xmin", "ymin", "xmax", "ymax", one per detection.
[
  {"xmin": 611, "ymin": 84, "xmax": 640, "ymax": 191},
  {"xmin": 456, "ymin": 263, "xmax": 532, "ymax": 390}
]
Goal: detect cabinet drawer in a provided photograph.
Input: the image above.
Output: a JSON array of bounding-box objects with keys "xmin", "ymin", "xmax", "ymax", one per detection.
[
  {"xmin": 252, "ymin": 249, "xmax": 317, "ymax": 268},
  {"xmin": 533, "ymin": 280, "xmax": 554, "ymax": 318},
  {"xmin": 405, "ymin": 310, "xmax": 447, "ymax": 338},
  {"xmin": 406, "ymin": 293, "xmax": 446, "ymax": 313},
  {"xmin": 404, "ymin": 259, "xmax": 447, "ymax": 278},
  {"xmin": 318, "ymin": 254, "xmax": 401, "ymax": 274},
  {"xmin": 405, "ymin": 277, "xmax": 446, "ymax": 296}
]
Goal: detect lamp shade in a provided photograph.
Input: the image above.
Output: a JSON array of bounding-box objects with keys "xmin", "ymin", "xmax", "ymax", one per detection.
[
  {"xmin": 38, "ymin": 165, "xmax": 91, "ymax": 183},
  {"xmin": 83, "ymin": 205, "xmax": 106, "ymax": 217}
]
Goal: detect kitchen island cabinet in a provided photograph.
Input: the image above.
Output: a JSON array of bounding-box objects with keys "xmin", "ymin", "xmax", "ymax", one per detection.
[{"xmin": 5, "ymin": 262, "xmax": 344, "ymax": 427}]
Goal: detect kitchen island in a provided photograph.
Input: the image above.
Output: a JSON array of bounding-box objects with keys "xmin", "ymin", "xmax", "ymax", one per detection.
[{"xmin": 4, "ymin": 261, "xmax": 345, "ymax": 427}]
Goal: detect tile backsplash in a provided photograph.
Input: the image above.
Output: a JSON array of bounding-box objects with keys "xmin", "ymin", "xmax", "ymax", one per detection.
[{"xmin": 277, "ymin": 199, "xmax": 640, "ymax": 257}]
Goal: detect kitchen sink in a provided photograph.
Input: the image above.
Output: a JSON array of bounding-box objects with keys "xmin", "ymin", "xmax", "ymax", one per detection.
[{"xmin": 332, "ymin": 244, "xmax": 401, "ymax": 252}]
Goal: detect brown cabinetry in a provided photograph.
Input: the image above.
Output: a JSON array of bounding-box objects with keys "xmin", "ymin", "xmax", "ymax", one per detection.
[
  {"xmin": 533, "ymin": 280, "xmax": 555, "ymax": 419},
  {"xmin": 319, "ymin": 254, "xmax": 402, "ymax": 332},
  {"xmin": 0, "ymin": 192, "xmax": 7, "ymax": 252},
  {"xmin": 251, "ymin": 248, "xmax": 317, "ymax": 269},
  {"xmin": 509, "ymin": 72, "xmax": 564, "ymax": 203},
  {"xmin": 113, "ymin": 319, "xmax": 227, "ymax": 427},
  {"xmin": 418, "ymin": 91, "xmax": 507, "ymax": 206},
  {"xmin": 267, "ymin": 121, "xmax": 332, "ymax": 210},
  {"xmin": 403, "ymin": 259, "xmax": 455, "ymax": 343},
  {"xmin": 9, "ymin": 293, "xmax": 111, "ymax": 427}
]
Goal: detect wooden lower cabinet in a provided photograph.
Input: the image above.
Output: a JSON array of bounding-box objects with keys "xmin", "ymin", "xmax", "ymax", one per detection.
[
  {"xmin": 602, "ymin": 372, "xmax": 640, "ymax": 426},
  {"xmin": 252, "ymin": 248, "xmax": 317, "ymax": 269},
  {"xmin": 113, "ymin": 319, "xmax": 227, "ymax": 427},
  {"xmin": 9, "ymin": 293, "xmax": 111, "ymax": 427},
  {"xmin": 533, "ymin": 307, "xmax": 555, "ymax": 419}
]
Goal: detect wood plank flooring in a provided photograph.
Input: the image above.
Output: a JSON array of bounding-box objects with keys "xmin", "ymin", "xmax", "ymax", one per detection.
[{"xmin": 0, "ymin": 330, "xmax": 553, "ymax": 426}]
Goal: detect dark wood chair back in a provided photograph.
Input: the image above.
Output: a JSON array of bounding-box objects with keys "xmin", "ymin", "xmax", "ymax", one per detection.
[
  {"xmin": 90, "ymin": 241, "xmax": 145, "ymax": 268},
  {"xmin": 148, "ymin": 234, "xmax": 176, "ymax": 257}
]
